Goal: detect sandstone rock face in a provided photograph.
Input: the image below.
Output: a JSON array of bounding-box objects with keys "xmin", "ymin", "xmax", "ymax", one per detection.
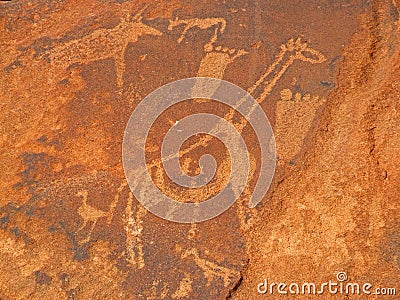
[{"xmin": 0, "ymin": 0, "xmax": 398, "ymax": 299}]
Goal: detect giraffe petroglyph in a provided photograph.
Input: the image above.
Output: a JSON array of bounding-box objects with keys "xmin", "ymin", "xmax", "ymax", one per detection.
[
  {"xmin": 43, "ymin": 16, "xmax": 328, "ymax": 280},
  {"xmin": 139, "ymin": 37, "xmax": 326, "ymax": 251},
  {"xmin": 124, "ymin": 191, "xmax": 146, "ymax": 269},
  {"xmin": 154, "ymin": 37, "xmax": 326, "ymax": 167},
  {"xmin": 121, "ymin": 35, "xmax": 327, "ymax": 237}
]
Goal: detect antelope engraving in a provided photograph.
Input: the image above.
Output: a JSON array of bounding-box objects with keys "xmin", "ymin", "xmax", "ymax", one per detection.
[{"xmin": 38, "ymin": 6, "xmax": 162, "ymax": 90}]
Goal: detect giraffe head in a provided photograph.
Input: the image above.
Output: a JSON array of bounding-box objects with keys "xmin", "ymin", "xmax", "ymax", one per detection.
[{"xmin": 282, "ymin": 37, "xmax": 326, "ymax": 64}]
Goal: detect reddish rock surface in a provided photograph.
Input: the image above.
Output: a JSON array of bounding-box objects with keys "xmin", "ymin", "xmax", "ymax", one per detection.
[{"xmin": 0, "ymin": 0, "xmax": 399, "ymax": 299}]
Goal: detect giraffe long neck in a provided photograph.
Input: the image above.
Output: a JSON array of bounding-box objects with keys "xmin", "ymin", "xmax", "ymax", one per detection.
[
  {"xmin": 248, "ymin": 40, "xmax": 325, "ymax": 104},
  {"xmin": 247, "ymin": 46, "xmax": 295, "ymax": 104}
]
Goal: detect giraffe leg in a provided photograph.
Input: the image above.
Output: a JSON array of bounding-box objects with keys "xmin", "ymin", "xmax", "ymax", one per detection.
[
  {"xmin": 78, "ymin": 220, "xmax": 87, "ymax": 232},
  {"xmin": 115, "ymin": 50, "xmax": 126, "ymax": 91},
  {"xmin": 177, "ymin": 26, "xmax": 190, "ymax": 43},
  {"xmin": 108, "ymin": 182, "xmax": 127, "ymax": 224},
  {"xmin": 79, "ymin": 220, "xmax": 97, "ymax": 245}
]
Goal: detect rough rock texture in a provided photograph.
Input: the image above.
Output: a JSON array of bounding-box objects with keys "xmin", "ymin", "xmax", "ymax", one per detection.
[
  {"xmin": 0, "ymin": 0, "xmax": 399, "ymax": 299},
  {"xmin": 232, "ymin": 1, "xmax": 400, "ymax": 298}
]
